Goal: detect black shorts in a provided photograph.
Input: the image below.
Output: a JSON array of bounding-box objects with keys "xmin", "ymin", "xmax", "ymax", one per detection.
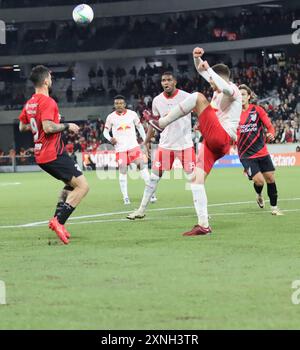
[
  {"xmin": 240, "ymin": 155, "xmax": 275, "ymax": 180},
  {"xmin": 39, "ymin": 153, "xmax": 83, "ymax": 183}
]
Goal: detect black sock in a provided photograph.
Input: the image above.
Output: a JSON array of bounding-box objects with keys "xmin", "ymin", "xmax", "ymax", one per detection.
[
  {"xmin": 267, "ymin": 182, "xmax": 278, "ymax": 207},
  {"xmin": 54, "ymin": 201, "xmax": 65, "ymax": 218},
  {"xmin": 254, "ymin": 183, "xmax": 263, "ymax": 195},
  {"xmin": 57, "ymin": 203, "xmax": 75, "ymax": 225}
]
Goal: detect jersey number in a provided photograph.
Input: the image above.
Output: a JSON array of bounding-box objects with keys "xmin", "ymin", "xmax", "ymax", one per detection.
[{"xmin": 30, "ymin": 118, "xmax": 39, "ymax": 142}]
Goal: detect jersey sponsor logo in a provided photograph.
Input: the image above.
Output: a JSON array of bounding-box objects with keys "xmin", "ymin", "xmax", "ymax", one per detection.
[{"xmin": 240, "ymin": 124, "xmax": 258, "ymax": 133}]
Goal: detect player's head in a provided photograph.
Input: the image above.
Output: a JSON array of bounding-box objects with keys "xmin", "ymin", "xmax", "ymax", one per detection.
[
  {"xmin": 30, "ymin": 65, "xmax": 52, "ymax": 90},
  {"xmin": 114, "ymin": 95, "xmax": 126, "ymax": 113},
  {"xmin": 239, "ymin": 84, "xmax": 254, "ymax": 107},
  {"xmin": 210, "ymin": 64, "xmax": 230, "ymax": 90},
  {"xmin": 161, "ymin": 72, "xmax": 177, "ymax": 95}
]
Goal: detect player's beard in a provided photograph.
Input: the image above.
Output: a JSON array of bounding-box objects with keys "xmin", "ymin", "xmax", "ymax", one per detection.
[{"xmin": 48, "ymin": 86, "xmax": 53, "ymax": 96}]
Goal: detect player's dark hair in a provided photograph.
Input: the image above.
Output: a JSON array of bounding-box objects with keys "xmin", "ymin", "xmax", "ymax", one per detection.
[
  {"xmin": 30, "ymin": 65, "xmax": 50, "ymax": 87},
  {"xmin": 161, "ymin": 71, "xmax": 176, "ymax": 80},
  {"xmin": 211, "ymin": 64, "xmax": 230, "ymax": 79},
  {"xmin": 239, "ymin": 84, "xmax": 258, "ymax": 101},
  {"xmin": 114, "ymin": 95, "xmax": 126, "ymax": 101}
]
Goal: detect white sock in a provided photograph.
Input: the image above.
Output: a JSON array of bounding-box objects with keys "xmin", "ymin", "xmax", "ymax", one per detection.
[
  {"xmin": 190, "ymin": 183, "xmax": 209, "ymax": 227},
  {"xmin": 139, "ymin": 173, "xmax": 160, "ymax": 212},
  {"xmin": 119, "ymin": 173, "xmax": 128, "ymax": 199},
  {"xmin": 159, "ymin": 92, "xmax": 198, "ymax": 128},
  {"xmin": 140, "ymin": 167, "xmax": 150, "ymax": 185}
]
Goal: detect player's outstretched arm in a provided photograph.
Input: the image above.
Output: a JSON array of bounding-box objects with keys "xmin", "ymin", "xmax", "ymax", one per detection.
[
  {"xmin": 42, "ymin": 120, "xmax": 79, "ymax": 134},
  {"xmin": 19, "ymin": 122, "xmax": 31, "ymax": 132}
]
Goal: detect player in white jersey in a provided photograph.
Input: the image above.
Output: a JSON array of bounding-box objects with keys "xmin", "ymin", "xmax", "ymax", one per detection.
[
  {"xmin": 104, "ymin": 95, "xmax": 156, "ymax": 205},
  {"xmin": 126, "ymin": 72, "xmax": 196, "ymax": 220},
  {"xmin": 149, "ymin": 48, "xmax": 242, "ymax": 236}
]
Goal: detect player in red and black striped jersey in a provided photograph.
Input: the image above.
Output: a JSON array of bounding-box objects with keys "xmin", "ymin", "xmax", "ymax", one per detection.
[
  {"xmin": 19, "ymin": 65, "xmax": 90, "ymax": 244},
  {"xmin": 237, "ymin": 84, "xmax": 282, "ymax": 215}
]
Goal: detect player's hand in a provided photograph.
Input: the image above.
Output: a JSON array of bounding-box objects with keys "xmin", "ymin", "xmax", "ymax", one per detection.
[
  {"xmin": 266, "ymin": 133, "xmax": 275, "ymax": 143},
  {"xmin": 68, "ymin": 123, "xmax": 80, "ymax": 134},
  {"xmin": 110, "ymin": 137, "xmax": 117, "ymax": 145},
  {"xmin": 193, "ymin": 47, "xmax": 205, "ymax": 58}
]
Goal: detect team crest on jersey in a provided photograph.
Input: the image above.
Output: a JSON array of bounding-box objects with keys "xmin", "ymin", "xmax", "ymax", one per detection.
[{"xmin": 250, "ymin": 112, "xmax": 257, "ymax": 122}]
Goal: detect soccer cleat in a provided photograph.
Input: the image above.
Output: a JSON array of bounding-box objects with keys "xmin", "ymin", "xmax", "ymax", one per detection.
[
  {"xmin": 182, "ymin": 224, "xmax": 212, "ymax": 236},
  {"xmin": 150, "ymin": 194, "xmax": 157, "ymax": 203},
  {"xmin": 271, "ymin": 207, "xmax": 284, "ymax": 216},
  {"xmin": 48, "ymin": 217, "xmax": 69, "ymax": 244},
  {"xmin": 123, "ymin": 197, "xmax": 131, "ymax": 205},
  {"xmin": 126, "ymin": 209, "xmax": 145, "ymax": 220},
  {"xmin": 149, "ymin": 120, "xmax": 164, "ymax": 133},
  {"xmin": 256, "ymin": 194, "xmax": 265, "ymax": 208}
]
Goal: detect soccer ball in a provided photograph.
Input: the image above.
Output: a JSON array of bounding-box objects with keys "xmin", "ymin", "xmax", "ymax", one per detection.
[{"xmin": 72, "ymin": 4, "xmax": 94, "ymax": 25}]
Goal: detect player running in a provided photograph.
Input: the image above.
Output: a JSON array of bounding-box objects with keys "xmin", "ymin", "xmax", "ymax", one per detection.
[
  {"xmin": 237, "ymin": 84, "xmax": 283, "ymax": 215},
  {"xmin": 126, "ymin": 71, "xmax": 196, "ymax": 220},
  {"xmin": 19, "ymin": 65, "xmax": 89, "ymax": 245},
  {"xmin": 103, "ymin": 95, "xmax": 156, "ymax": 205},
  {"xmin": 149, "ymin": 48, "xmax": 242, "ymax": 236}
]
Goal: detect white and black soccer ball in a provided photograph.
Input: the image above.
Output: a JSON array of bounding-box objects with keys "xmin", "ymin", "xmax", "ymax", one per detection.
[{"xmin": 73, "ymin": 4, "xmax": 94, "ymax": 25}]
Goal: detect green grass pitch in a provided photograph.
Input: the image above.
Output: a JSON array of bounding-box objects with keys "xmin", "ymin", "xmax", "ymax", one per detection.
[{"xmin": 0, "ymin": 167, "xmax": 300, "ymax": 330}]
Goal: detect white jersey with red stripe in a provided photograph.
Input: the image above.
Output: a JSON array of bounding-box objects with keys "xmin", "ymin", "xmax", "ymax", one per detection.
[
  {"xmin": 210, "ymin": 82, "xmax": 242, "ymax": 140},
  {"xmin": 152, "ymin": 89, "xmax": 193, "ymax": 150},
  {"xmin": 105, "ymin": 109, "xmax": 141, "ymax": 152}
]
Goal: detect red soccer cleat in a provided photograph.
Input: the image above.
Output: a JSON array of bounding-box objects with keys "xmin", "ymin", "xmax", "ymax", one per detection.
[
  {"xmin": 182, "ymin": 224, "xmax": 212, "ymax": 236},
  {"xmin": 48, "ymin": 217, "xmax": 69, "ymax": 244}
]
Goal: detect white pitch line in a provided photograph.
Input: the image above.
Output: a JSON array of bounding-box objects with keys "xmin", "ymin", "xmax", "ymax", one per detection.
[
  {"xmin": 0, "ymin": 182, "xmax": 21, "ymax": 186},
  {"xmin": 0, "ymin": 197, "xmax": 299, "ymax": 229},
  {"xmin": 52, "ymin": 208, "xmax": 300, "ymax": 226}
]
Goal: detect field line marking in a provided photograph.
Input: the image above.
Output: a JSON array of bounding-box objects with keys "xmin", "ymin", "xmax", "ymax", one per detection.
[{"xmin": 0, "ymin": 197, "xmax": 299, "ymax": 229}]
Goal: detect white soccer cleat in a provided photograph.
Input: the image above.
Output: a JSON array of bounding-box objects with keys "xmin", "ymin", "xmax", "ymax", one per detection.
[
  {"xmin": 126, "ymin": 209, "xmax": 145, "ymax": 220},
  {"xmin": 271, "ymin": 207, "xmax": 284, "ymax": 216},
  {"xmin": 123, "ymin": 197, "xmax": 131, "ymax": 205},
  {"xmin": 256, "ymin": 194, "xmax": 265, "ymax": 209},
  {"xmin": 150, "ymin": 194, "xmax": 157, "ymax": 203}
]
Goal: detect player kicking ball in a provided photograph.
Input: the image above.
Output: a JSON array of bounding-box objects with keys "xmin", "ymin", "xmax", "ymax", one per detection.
[
  {"xmin": 103, "ymin": 95, "xmax": 156, "ymax": 205},
  {"xmin": 237, "ymin": 84, "xmax": 283, "ymax": 215},
  {"xmin": 149, "ymin": 48, "xmax": 242, "ymax": 236},
  {"xmin": 126, "ymin": 71, "xmax": 196, "ymax": 221},
  {"xmin": 19, "ymin": 65, "xmax": 89, "ymax": 244}
]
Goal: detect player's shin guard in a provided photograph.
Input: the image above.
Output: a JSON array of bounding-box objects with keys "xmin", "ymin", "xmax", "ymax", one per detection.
[
  {"xmin": 57, "ymin": 203, "xmax": 75, "ymax": 225},
  {"xmin": 267, "ymin": 182, "xmax": 278, "ymax": 207},
  {"xmin": 191, "ymin": 183, "xmax": 209, "ymax": 228},
  {"xmin": 119, "ymin": 173, "xmax": 128, "ymax": 199},
  {"xmin": 254, "ymin": 183, "xmax": 263, "ymax": 195},
  {"xmin": 139, "ymin": 173, "xmax": 160, "ymax": 212},
  {"xmin": 159, "ymin": 92, "xmax": 198, "ymax": 128}
]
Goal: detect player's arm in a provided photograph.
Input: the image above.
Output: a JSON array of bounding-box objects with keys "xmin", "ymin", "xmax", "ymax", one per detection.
[
  {"xmin": 257, "ymin": 106, "xmax": 275, "ymax": 142},
  {"xmin": 133, "ymin": 114, "xmax": 146, "ymax": 141},
  {"xmin": 193, "ymin": 47, "xmax": 235, "ymax": 97},
  {"xmin": 18, "ymin": 107, "xmax": 31, "ymax": 132},
  {"xmin": 103, "ymin": 116, "xmax": 117, "ymax": 145},
  {"xmin": 42, "ymin": 120, "xmax": 79, "ymax": 134},
  {"xmin": 19, "ymin": 121, "xmax": 31, "ymax": 132}
]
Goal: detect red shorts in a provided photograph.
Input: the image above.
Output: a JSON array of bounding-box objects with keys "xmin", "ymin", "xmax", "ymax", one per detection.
[
  {"xmin": 116, "ymin": 146, "xmax": 143, "ymax": 166},
  {"xmin": 196, "ymin": 105, "xmax": 231, "ymax": 174},
  {"xmin": 152, "ymin": 146, "xmax": 196, "ymax": 173}
]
